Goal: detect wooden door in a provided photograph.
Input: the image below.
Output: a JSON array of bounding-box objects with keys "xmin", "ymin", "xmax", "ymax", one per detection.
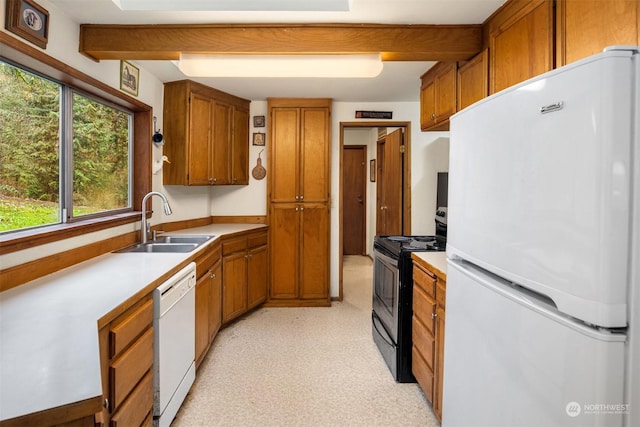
[
  {"xmin": 376, "ymin": 129, "xmax": 404, "ymax": 236},
  {"xmin": 232, "ymin": 107, "xmax": 249, "ymax": 184},
  {"xmin": 222, "ymin": 251, "xmax": 247, "ymax": 323},
  {"xmin": 270, "ymin": 108, "xmax": 300, "ymax": 202},
  {"xmin": 300, "ymin": 203, "xmax": 329, "ymax": 299},
  {"xmin": 343, "ymin": 145, "xmax": 366, "ymax": 255},
  {"xmin": 269, "ymin": 203, "xmax": 299, "ymax": 299},
  {"xmin": 490, "ymin": 0, "xmax": 554, "ymax": 93},
  {"xmin": 247, "ymin": 243, "xmax": 268, "ymax": 309},
  {"xmin": 212, "ymin": 101, "xmax": 232, "ymax": 184},
  {"xmin": 300, "ymin": 107, "xmax": 330, "ymax": 202},
  {"xmin": 188, "ymin": 93, "xmax": 212, "ymax": 185},
  {"xmin": 209, "ymin": 260, "xmax": 222, "ymax": 341}
]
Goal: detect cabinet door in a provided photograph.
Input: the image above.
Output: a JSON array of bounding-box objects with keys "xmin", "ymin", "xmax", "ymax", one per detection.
[
  {"xmin": 269, "ymin": 203, "xmax": 299, "ymax": 299},
  {"xmin": 434, "ymin": 63, "xmax": 457, "ymax": 123},
  {"xmin": 300, "ymin": 108, "xmax": 330, "ymax": 202},
  {"xmin": 194, "ymin": 271, "xmax": 210, "ymax": 365},
  {"xmin": 247, "ymin": 244, "xmax": 268, "ymax": 309},
  {"xmin": 211, "ymin": 101, "xmax": 232, "ymax": 184},
  {"xmin": 299, "ymin": 204, "xmax": 329, "ymax": 300},
  {"xmin": 209, "ymin": 260, "xmax": 222, "ymax": 341},
  {"xmin": 232, "ymin": 107, "xmax": 249, "ymax": 185},
  {"xmin": 490, "ymin": 0, "xmax": 553, "ymax": 93},
  {"xmin": 222, "ymin": 251, "xmax": 247, "ymax": 323},
  {"xmin": 457, "ymin": 49, "xmax": 489, "ymax": 111},
  {"xmin": 270, "ymin": 108, "xmax": 300, "ymax": 202},
  {"xmin": 188, "ymin": 93, "xmax": 213, "ymax": 185},
  {"xmin": 420, "ymin": 78, "xmax": 435, "ymax": 130},
  {"xmin": 557, "ymin": 0, "xmax": 639, "ymax": 66}
]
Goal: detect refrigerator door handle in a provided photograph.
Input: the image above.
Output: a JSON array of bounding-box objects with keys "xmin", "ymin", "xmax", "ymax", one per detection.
[
  {"xmin": 449, "ymin": 259, "xmax": 626, "ymax": 342},
  {"xmin": 539, "ymin": 101, "xmax": 564, "ymax": 114}
]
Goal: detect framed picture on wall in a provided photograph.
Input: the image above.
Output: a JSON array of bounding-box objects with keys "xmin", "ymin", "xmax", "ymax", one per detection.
[
  {"xmin": 253, "ymin": 132, "xmax": 265, "ymax": 146},
  {"xmin": 253, "ymin": 116, "xmax": 265, "ymax": 127},
  {"xmin": 120, "ymin": 60, "xmax": 139, "ymax": 96},
  {"xmin": 5, "ymin": 0, "xmax": 49, "ymax": 49}
]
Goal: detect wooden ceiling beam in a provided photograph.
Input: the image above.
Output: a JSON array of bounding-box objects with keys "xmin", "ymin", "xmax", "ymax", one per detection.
[{"xmin": 79, "ymin": 24, "xmax": 483, "ymax": 62}]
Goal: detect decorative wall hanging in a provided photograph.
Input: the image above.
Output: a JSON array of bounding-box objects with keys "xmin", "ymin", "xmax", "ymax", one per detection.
[
  {"xmin": 5, "ymin": 0, "xmax": 49, "ymax": 49},
  {"xmin": 253, "ymin": 132, "xmax": 265, "ymax": 146},
  {"xmin": 120, "ymin": 60, "xmax": 139, "ymax": 96},
  {"xmin": 253, "ymin": 115, "xmax": 265, "ymax": 127},
  {"xmin": 252, "ymin": 150, "xmax": 266, "ymax": 180}
]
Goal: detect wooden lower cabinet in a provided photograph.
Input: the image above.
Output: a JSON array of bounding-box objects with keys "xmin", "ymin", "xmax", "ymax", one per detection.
[
  {"xmin": 411, "ymin": 258, "xmax": 446, "ymax": 422},
  {"xmin": 97, "ymin": 296, "xmax": 154, "ymax": 427},
  {"xmin": 222, "ymin": 230, "xmax": 268, "ymax": 324},
  {"xmin": 194, "ymin": 241, "xmax": 222, "ymax": 367},
  {"xmin": 269, "ymin": 203, "xmax": 330, "ymax": 305}
]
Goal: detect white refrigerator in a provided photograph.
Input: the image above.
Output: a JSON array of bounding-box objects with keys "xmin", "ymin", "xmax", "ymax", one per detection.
[{"xmin": 443, "ymin": 46, "xmax": 639, "ymax": 427}]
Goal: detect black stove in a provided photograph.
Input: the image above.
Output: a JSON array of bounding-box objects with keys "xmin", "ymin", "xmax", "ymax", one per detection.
[{"xmin": 371, "ymin": 209, "xmax": 447, "ymax": 383}]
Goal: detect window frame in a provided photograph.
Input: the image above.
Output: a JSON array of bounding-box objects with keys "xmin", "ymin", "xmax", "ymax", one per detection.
[{"xmin": 0, "ymin": 32, "xmax": 151, "ymax": 254}]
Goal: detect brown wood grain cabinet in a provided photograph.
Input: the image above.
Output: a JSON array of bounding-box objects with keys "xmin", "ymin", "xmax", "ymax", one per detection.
[
  {"xmin": 267, "ymin": 98, "xmax": 331, "ymax": 306},
  {"xmin": 97, "ymin": 296, "xmax": 154, "ymax": 427},
  {"xmin": 489, "ymin": 0, "xmax": 554, "ymax": 94},
  {"xmin": 412, "ymin": 260, "xmax": 446, "ymax": 422},
  {"xmin": 556, "ymin": 0, "xmax": 640, "ymax": 67},
  {"xmin": 194, "ymin": 241, "xmax": 222, "ymax": 367},
  {"xmin": 420, "ymin": 62, "xmax": 457, "ymax": 131},
  {"xmin": 222, "ymin": 230, "xmax": 268, "ymax": 324},
  {"xmin": 457, "ymin": 48, "xmax": 489, "ymax": 111},
  {"xmin": 162, "ymin": 79, "xmax": 250, "ymax": 186}
]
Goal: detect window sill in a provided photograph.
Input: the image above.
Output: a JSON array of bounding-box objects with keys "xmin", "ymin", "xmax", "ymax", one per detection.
[{"xmin": 0, "ymin": 211, "xmax": 142, "ymax": 255}]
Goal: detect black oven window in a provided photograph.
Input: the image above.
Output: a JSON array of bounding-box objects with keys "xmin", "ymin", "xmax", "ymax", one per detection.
[{"xmin": 374, "ymin": 258, "xmax": 397, "ymax": 316}]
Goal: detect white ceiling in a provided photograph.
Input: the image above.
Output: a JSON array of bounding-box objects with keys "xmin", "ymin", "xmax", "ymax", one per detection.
[{"xmin": 52, "ymin": 0, "xmax": 507, "ymax": 101}]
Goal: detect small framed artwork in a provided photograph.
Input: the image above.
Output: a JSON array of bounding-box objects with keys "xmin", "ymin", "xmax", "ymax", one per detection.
[
  {"xmin": 120, "ymin": 60, "xmax": 139, "ymax": 96},
  {"xmin": 253, "ymin": 132, "xmax": 266, "ymax": 146},
  {"xmin": 253, "ymin": 116, "xmax": 265, "ymax": 127},
  {"xmin": 5, "ymin": 0, "xmax": 49, "ymax": 49},
  {"xmin": 370, "ymin": 159, "xmax": 376, "ymax": 182}
]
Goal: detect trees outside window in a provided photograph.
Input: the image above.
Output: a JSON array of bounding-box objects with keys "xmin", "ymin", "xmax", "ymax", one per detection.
[{"xmin": 0, "ymin": 61, "xmax": 132, "ymax": 233}]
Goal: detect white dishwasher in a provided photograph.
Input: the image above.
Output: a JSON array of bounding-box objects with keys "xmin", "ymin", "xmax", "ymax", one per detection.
[{"xmin": 153, "ymin": 262, "xmax": 196, "ymax": 427}]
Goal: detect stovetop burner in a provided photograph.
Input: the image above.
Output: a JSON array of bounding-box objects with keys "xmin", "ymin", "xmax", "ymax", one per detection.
[{"xmin": 374, "ymin": 234, "xmax": 446, "ymax": 258}]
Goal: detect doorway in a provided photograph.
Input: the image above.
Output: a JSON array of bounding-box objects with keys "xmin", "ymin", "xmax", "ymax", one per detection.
[{"xmin": 339, "ymin": 122, "xmax": 412, "ymax": 301}]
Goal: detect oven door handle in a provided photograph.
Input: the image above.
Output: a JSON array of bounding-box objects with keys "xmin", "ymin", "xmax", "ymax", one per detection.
[{"xmin": 372, "ymin": 312, "xmax": 395, "ymax": 348}]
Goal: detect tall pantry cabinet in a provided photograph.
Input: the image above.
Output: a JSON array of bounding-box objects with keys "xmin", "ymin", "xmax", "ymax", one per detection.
[{"xmin": 267, "ymin": 98, "xmax": 332, "ymax": 306}]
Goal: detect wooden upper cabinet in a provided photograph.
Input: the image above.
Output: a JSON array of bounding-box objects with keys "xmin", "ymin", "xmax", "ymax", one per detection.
[
  {"xmin": 457, "ymin": 49, "xmax": 489, "ymax": 111},
  {"xmin": 489, "ymin": 0, "xmax": 554, "ymax": 94},
  {"xmin": 420, "ymin": 62, "xmax": 457, "ymax": 131},
  {"xmin": 556, "ymin": 0, "xmax": 640, "ymax": 67},
  {"xmin": 163, "ymin": 79, "xmax": 250, "ymax": 186}
]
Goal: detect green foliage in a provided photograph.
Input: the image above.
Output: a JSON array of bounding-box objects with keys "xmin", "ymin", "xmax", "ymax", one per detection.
[{"xmin": 0, "ymin": 62, "xmax": 131, "ymax": 232}]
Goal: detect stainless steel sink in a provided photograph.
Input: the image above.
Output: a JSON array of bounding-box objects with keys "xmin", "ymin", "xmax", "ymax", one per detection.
[
  {"xmin": 151, "ymin": 235, "xmax": 214, "ymax": 245},
  {"xmin": 114, "ymin": 235, "xmax": 214, "ymax": 253},
  {"xmin": 118, "ymin": 243, "xmax": 199, "ymax": 253}
]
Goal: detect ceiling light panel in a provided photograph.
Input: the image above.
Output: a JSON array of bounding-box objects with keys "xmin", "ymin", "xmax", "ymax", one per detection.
[
  {"xmin": 177, "ymin": 54, "xmax": 383, "ymax": 78},
  {"xmin": 112, "ymin": 0, "xmax": 351, "ymax": 11}
]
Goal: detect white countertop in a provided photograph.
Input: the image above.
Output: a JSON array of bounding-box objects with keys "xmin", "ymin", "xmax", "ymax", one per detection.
[
  {"xmin": 0, "ymin": 223, "xmax": 265, "ymax": 421},
  {"xmin": 412, "ymin": 251, "xmax": 448, "ymax": 278}
]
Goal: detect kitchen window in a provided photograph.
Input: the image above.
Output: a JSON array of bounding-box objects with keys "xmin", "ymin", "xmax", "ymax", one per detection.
[{"xmin": 0, "ymin": 60, "xmax": 132, "ymax": 233}]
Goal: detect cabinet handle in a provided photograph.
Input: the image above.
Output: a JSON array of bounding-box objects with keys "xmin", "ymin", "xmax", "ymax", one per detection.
[
  {"xmin": 103, "ymin": 398, "xmax": 109, "ymax": 410},
  {"xmin": 295, "ymin": 195, "xmax": 300, "ymax": 200},
  {"xmin": 430, "ymin": 113, "xmax": 436, "ymax": 120},
  {"xmin": 300, "ymin": 195, "xmax": 304, "ymax": 200},
  {"xmin": 432, "ymin": 312, "xmax": 437, "ymax": 319},
  {"xmin": 210, "ymin": 273, "xmax": 216, "ymax": 279},
  {"xmin": 300, "ymin": 207, "xmax": 304, "ymax": 211}
]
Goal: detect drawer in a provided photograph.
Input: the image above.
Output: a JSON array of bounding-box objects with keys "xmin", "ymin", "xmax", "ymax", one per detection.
[
  {"xmin": 247, "ymin": 232, "xmax": 267, "ymax": 248},
  {"xmin": 412, "ymin": 345, "xmax": 434, "ymax": 404},
  {"xmin": 436, "ymin": 279, "xmax": 446, "ymax": 307},
  {"xmin": 413, "ymin": 285, "xmax": 436, "ymax": 334},
  {"xmin": 223, "ymin": 237, "xmax": 247, "ymax": 255},
  {"xmin": 110, "ymin": 369, "xmax": 154, "ymax": 427},
  {"xmin": 110, "ymin": 327, "xmax": 153, "ymax": 410},
  {"xmin": 195, "ymin": 243, "xmax": 221, "ymax": 278},
  {"xmin": 110, "ymin": 299, "xmax": 153, "ymax": 357},
  {"xmin": 412, "ymin": 315, "xmax": 435, "ymax": 371},
  {"xmin": 413, "ymin": 264, "xmax": 436, "ymax": 297}
]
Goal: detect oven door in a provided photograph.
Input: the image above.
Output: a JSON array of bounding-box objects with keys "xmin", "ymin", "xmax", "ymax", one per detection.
[{"xmin": 372, "ymin": 246, "xmax": 400, "ymax": 343}]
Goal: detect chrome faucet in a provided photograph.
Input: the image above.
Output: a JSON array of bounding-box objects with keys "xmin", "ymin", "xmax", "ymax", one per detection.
[{"xmin": 141, "ymin": 191, "xmax": 172, "ymax": 244}]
